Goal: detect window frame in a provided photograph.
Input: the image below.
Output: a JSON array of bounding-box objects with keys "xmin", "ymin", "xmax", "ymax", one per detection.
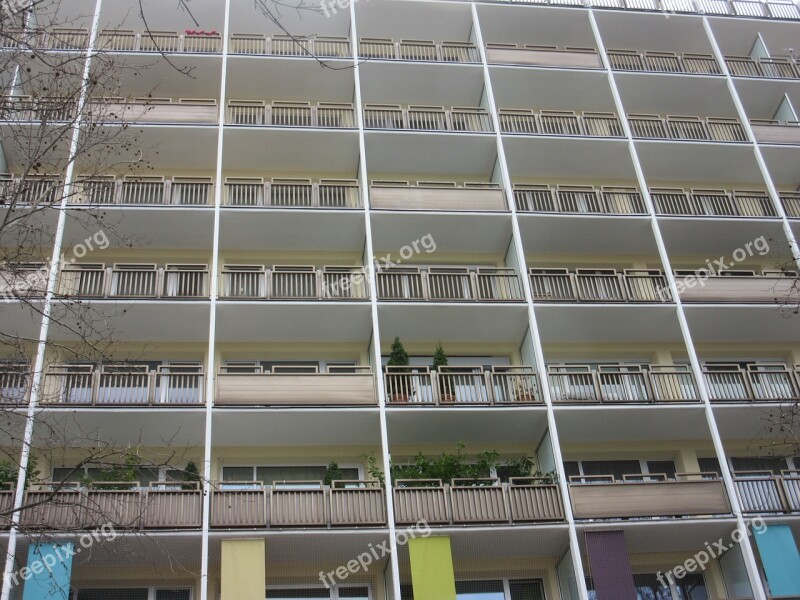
[
  {"xmin": 71, "ymin": 587, "xmax": 193, "ymax": 600},
  {"xmin": 265, "ymin": 583, "xmax": 371, "ymax": 600},
  {"xmin": 220, "ymin": 463, "xmax": 364, "ymax": 490}
]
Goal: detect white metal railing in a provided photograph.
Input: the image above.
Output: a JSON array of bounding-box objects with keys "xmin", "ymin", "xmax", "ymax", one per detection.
[
  {"xmin": 69, "ymin": 177, "xmax": 214, "ymax": 206},
  {"xmin": 376, "ymin": 267, "xmax": 523, "ymax": 301},
  {"xmin": 498, "ymin": 110, "xmax": 623, "ymax": 137},
  {"xmin": 607, "ymin": 49, "xmax": 721, "ymax": 74},
  {"xmin": 226, "ymin": 101, "xmax": 355, "ymax": 128},
  {"xmin": 219, "ymin": 266, "xmax": 368, "ymax": 300},
  {"xmin": 0, "ymin": 365, "xmax": 30, "ymax": 404},
  {"xmin": 629, "ymin": 114, "xmax": 747, "ymax": 142},
  {"xmin": 363, "ymin": 105, "xmax": 492, "ymax": 132},
  {"xmin": 529, "ymin": 269, "xmax": 671, "ymax": 302},
  {"xmin": 357, "ymin": 38, "xmax": 479, "ymax": 62},
  {"xmin": 703, "ymin": 364, "xmax": 800, "ymax": 402},
  {"xmin": 725, "ymin": 55, "xmax": 799, "ymax": 79},
  {"xmin": 97, "ymin": 30, "xmax": 221, "ymax": 53},
  {"xmin": 781, "ymin": 192, "xmax": 800, "ymax": 218},
  {"xmin": 57, "ymin": 265, "xmax": 209, "ymax": 298},
  {"xmin": 228, "ymin": 34, "xmax": 349, "ymax": 57}
]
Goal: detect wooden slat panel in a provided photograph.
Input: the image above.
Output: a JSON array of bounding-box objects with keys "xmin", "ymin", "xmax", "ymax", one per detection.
[
  {"xmin": 216, "ymin": 374, "xmax": 376, "ymax": 406},
  {"xmin": 486, "ymin": 47, "xmax": 602, "ymax": 68},
  {"xmin": 100, "ymin": 102, "xmax": 218, "ymax": 124},
  {"xmin": 676, "ymin": 276, "xmax": 795, "ymax": 303},
  {"xmin": 570, "ymin": 480, "xmax": 730, "ymax": 519},
  {"xmin": 751, "ymin": 124, "xmax": 800, "ymax": 144},
  {"xmin": 370, "ymin": 186, "xmax": 506, "ymax": 211}
]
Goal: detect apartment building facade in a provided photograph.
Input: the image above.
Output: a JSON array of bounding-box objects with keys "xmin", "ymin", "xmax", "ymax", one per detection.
[{"xmin": 1, "ymin": 0, "xmax": 800, "ymax": 598}]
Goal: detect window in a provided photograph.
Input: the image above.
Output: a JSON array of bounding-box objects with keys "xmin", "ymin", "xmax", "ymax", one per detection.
[
  {"xmin": 401, "ymin": 579, "xmax": 545, "ymax": 600},
  {"xmin": 731, "ymin": 456, "xmax": 787, "ymax": 475},
  {"xmin": 587, "ymin": 572, "xmax": 708, "ymax": 600},
  {"xmin": 581, "ymin": 460, "xmax": 641, "ymax": 482},
  {"xmin": 221, "ymin": 465, "xmax": 360, "ymax": 487},
  {"xmin": 74, "ymin": 589, "xmax": 190, "ymax": 600},
  {"xmin": 266, "ymin": 587, "xmax": 368, "ymax": 600}
]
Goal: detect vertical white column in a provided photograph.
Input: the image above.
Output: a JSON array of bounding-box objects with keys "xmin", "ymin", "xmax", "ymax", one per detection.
[
  {"xmin": 199, "ymin": 1, "xmax": 231, "ymax": 599},
  {"xmin": 587, "ymin": 10, "xmax": 768, "ymax": 599},
  {"xmin": 0, "ymin": 0, "xmax": 104, "ymax": 597},
  {"xmin": 348, "ymin": 4, "xmax": 403, "ymax": 599},
  {"xmin": 470, "ymin": 5, "xmax": 589, "ymax": 599}
]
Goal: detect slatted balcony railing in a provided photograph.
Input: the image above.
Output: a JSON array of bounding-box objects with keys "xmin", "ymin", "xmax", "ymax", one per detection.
[
  {"xmin": 364, "ymin": 104, "xmax": 492, "ymax": 132},
  {"xmin": 498, "ymin": 109, "xmax": 623, "ymax": 137},
  {"xmin": 750, "ymin": 119, "xmax": 800, "ymax": 144},
  {"xmin": 0, "ymin": 174, "xmax": 64, "ymax": 204},
  {"xmin": 650, "ymin": 187, "xmax": 778, "ymax": 217},
  {"xmin": 216, "ymin": 366, "xmax": 376, "ymax": 406},
  {"xmin": 393, "ymin": 479, "xmax": 563, "ymax": 525},
  {"xmin": 547, "ymin": 364, "xmax": 699, "ymax": 403},
  {"xmin": 357, "ymin": 38, "xmax": 479, "ymax": 63},
  {"xmin": 223, "ymin": 178, "xmax": 360, "ymax": 208},
  {"xmin": 485, "ymin": 44, "xmax": 602, "ymax": 69},
  {"xmin": 569, "ymin": 473, "xmax": 730, "ymax": 519},
  {"xmin": 385, "ymin": 366, "xmax": 541, "ymax": 405},
  {"xmin": 96, "ymin": 29, "xmax": 221, "ymax": 53},
  {"xmin": 0, "ymin": 364, "xmax": 30, "ymax": 405},
  {"xmin": 608, "ymin": 49, "xmax": 721, "ymax": 74},
  {"xmin": 70, "ymin": 177, "xmax": 214, "ymax": 206},
  {"xmin": 42, "ymin": 364, "xmax": 204, "ymax": 406},
  {"xmin": 228, "ymin": 34, "xmax": 349, "ymax": 57},
  {"xmin": 725, "ymin": 55, "xmax": 799, "ymax": 78},
  {"xmin": 781, "ymin": 192, "xmax": 800, "ymax": 218},
  {"xmin": 528, "ymin": 268, "xmax": 671, "ymax": 302},
  {"xmin": 513, "ymin": 185, "xmax": 646, "ymax": 215},
  {"xmin": 57, "ymin": 265, "xmax": 209, "ymax": 299},
  {"xmin": 734, "ymin": 471, "xmax": 800, "ymax": 514},
  {"xmin": 219, "ymin": 265, "xmax": 368, "ymax": 300},
  {"xmin": 376, "ymin": 267, "xmax": 523, "ymax": 302},
  {"xmin": 225, "ymin": 101, "xmax": 355, "ymax": 128},
  {"xmin": 0, "ymin": 96, "xmax": 77, "ymax": 122},
  {"xmin": 628, "ymin": 113, "xmax": 747, "ymax": 142},
  {"xmin": 703, "ymin": 364, "xmax": 800, "ymax": 402}
]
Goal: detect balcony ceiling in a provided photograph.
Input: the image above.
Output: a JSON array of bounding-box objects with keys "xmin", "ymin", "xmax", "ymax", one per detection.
[
  {"xmin": 360, "ymin": 61, "xmax": 486, "ymax": 107},
  {"xmin": 476, "ymin": 4, "xmax": 597, "ymax": 48},
  {"xmin": 503, "ymin": 137, "xmax": 637, "ymax": 180},
  {"xmin": 713, "ymin": 403, "xmax": 795, "ymax": 441},
  {"xmin": 734, "ymin": 78, "xmax": 800, "ymax": 122},
  {"xmin": 387, "ymin": 407, "xmax": 549, "ymax": 445},
  {"xmin": 0, "ymin": 302, "xmax": 45, "ymax": 340},
  {"xmin": 555, "ymin": 405, "xmax": 711, "ymax": 442},
  {"xmin": 100, "ymin": 0, "xmax": 226, "ymax": 33},
  {"xmin": 708, "ymin": 16, "xmax": 800, "ymax": 56},
  {"xmin": 534, "ymin": 305, "xmax": 684, "ymax": 343},
  {"xmin": 356, "ymin": 1, "xmax": 474, "ymax": 41},
  {"xmin": 519, "ymin": 214, "xmax": 657, "ymax": 255},
  {"xmin": 683, "ymin": 305, "xmax": 800, "ymax": 342},
  {"xmin": 228, "ymin": 2, "xmax": 351, "ymax": 37}
]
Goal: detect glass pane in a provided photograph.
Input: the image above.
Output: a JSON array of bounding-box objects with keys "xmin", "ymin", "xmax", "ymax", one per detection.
[
  {"xmin": 156, "ymin": 591, "xmax": 192, "ymax": 600},
  {"xmin": 456, "ymin": 580, "xmax": 505, "ymax": 600},
  {"xmin": 77, "ymin": 589, "xmax": 149, "ymax": 600},
  {"xmin": 646, "ymin": 461, "xmax": 677, "ymax": 480},
  {"xmin": 222, "ymin": 466, "xmax": 254, "ymax": 481},
  {"xmin": 582, "ymin": 460, "xmax": 641, "ymax": 481},
  {"xmin": 676, "ymin": 574, "xmax": 709, "ymax": 600},
  {"xmin": 400, "ymin": 584, "xmax": 414, "ymax": 600},
  {"xmin": 257, "ymin": 466, "xmax": 327, "ymax": 485},
  {"xmin": 731, "ymin": 456, "xmax": 787, "ymax": 475},
  {"xmin": 698, "ymin": 458, "xmax": 721, "ymax": 477},
  {"xmin": 633, "ymin": 573, "xmax": 672, "ymax": 600},
  {"xmin": 267, "ymin": 589, "xmax": 329, "ymax": 599},
  {"xmin": 510, "ymin": 578, "xmax": 546, "ymax": 600},
  {"xmin": 52, "ymin": 467, "xmax": 83, "ymax": 482},
  {"xmin": 339, "ymin": 588, "xmax": 370, "ymax": 599}
]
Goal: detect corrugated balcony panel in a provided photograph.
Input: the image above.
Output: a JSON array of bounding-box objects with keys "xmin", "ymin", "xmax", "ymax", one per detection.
[
  {"xmin": 450, "ymin": 480, "xmax": 509, "ymax": 523},
  {"xmin": 569, "ymin": 475, "xmax": 731, "ymax": 519},
  {"xmin": 329, "ymin": 484, "xmax": 387, "ymax": 526},
  {"xmin": 751, "ymin": 120, "xmax": 800, "ymax": 144},
  {"xmin": 82, "ymin": 488, "xmax": 143, "ymax": 528},
  {"xmin": 270, "ymin": 486, "xmax": 327, "ymax": 526},
  {"xmin": 20, "ymin": 490, "xmax": 85, "ymax": 529},
  {"xmin": 90, "ymin": 99, "xmax": 219, "ymax": 124},
  {"xmin": 734, "ymin": 472, "xmax": 788, "ymax": 514},
  {"xmin": 507, "ymin": 479, "xmax": 564, "ymax": 522},
  {"xmin": 0, "ymin": 490, "xmax": 14, "ymax": 528},
  {"xmin": 393, "ymin": 481, "xmax": 450, "ymax": 525},
  {"xmin": 141, "ymin": 488, "xmax": 203, "ymax": 528},
  {"xmin": 210, "ymin": 487, "xmax": 268, "ymax": 527}
]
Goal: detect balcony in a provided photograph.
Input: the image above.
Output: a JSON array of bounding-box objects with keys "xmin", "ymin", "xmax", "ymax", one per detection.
[
  {"xmin": 0, "ymin": 96, "xmax": 77, "ymax": 123},
  {"xmin": 529, "ymin": 268, "xmax": 671, "ymax": 302},
  {"xmin": 364, "ymin": 105, "xmax": 492, "ymax": 133},
  {"xmin": 384, "ymin": 366, "xmax": 541, "ymax": 405},
  {"xmin": 57, "ymin": 264, "xmax": 210, "ymax": 299},
  {"xmin": 629, "ymin": 114, "xmax": 747, "ymax": 142},
  {"xmin": 219, "ymin": 265, "xmax": 368, "ymax": 300},
  {"xmin": 499, "ymin": 109, "xmax": 623, "ymax": 137},
  {"xmin": 229, "ymin": 34, "xmax": 349, "ymax": 57},
  {"xmin": 485, "ymin": 44, "xmax": 602, "ymax": 69},
  {"xmin": 0, "ymin": 364, "xmax": 30, "ymax": 405},
  {"xmin": 651, "ymin": 187, "xmax": 777, "ymax": 217},
  {"xmin": 733, "ymin": 471, "xmax": 800, "ymax": 514},
  {"xmin": 725, "ymin": 55, "xmax": 799, "ymax": 79},
  {"xmin": 226, "ymin": 100, "xmax": 355, "ymax": 128},
  {"xmin": 607, "ymin": 49, "xmax": 721, "ymax": 75},
  {"xmin": 569, "ymin": 473, "xmax": 730, "ymax": 519},
  {"xmin": 750, "ymin": 119, "xmax": 800, "ymax": 145},
  {"xmin": 224, "ymin": 178, "xmax": 360, "ymax": 208},
  {"xmin": 548, "ymin": 364, "xmax": 699, "ymax": 403},
  {"xmin": 210, "ymin": 481, "xmax": 386, "ymax": 527},
  {"xmin": 393, "ymin": 478, "xmax": 564, "ymax": 525},
  {"xmin": 215, "ymin": 365, "xmax": 376, "ymax": 407},
  {"xmin": 0, "ymin": 173, "xmax": 63, "ymax": 204},
  {"xmin": 69, "ymin": 176, "xmax": 213, "ymax": 206},
  {"xmin": 674, "ymin": 272, "xmax": 795, "ymax": 303},
  {"xmin": 97, "ymin": 29, "xmax": 222, "ymax": 53},
  {"xmin": 88, "ymin": 98, "xmax": 219, "ymax": 125},
  {"xmin": 782, "ymin": 192, "xmax": 800, "ymax": 218},
  {"xmin": 359, "ymin": 38, "xmax": 479, "ymax": 63},
  {"xmin": 19, "ymin": 484, "xmax": 203, "ymax": 530},
  {"xmin": 370, "ymin": 181, "xmax": 506, "ymax": 211},
  {"xmin": 41, "ymin": 364, "xmax": 204, "ymax": 406},
  {"xmin": 703, "ymin": 363, "xmax": 800, "ymax": 402},
  {"xmin": 514, "ymin": 184, "xmax": 645, "ymax": 215},
  {"xmin": 376, "ymin": 267, "xmax": 523, "ymax": 302}
]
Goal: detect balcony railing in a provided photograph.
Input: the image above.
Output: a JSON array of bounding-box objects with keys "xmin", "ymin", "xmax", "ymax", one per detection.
[
  {"xmin": 0, "ymin": 96, "xmax": 77, "ymax": 122},
  {"xmin": 226, "ymin": 101, "xmax": 355, "ymax": 128},
  {"xmin": 58, "ymin": 264, "xmax": 210, "ymax": 299},
  {"xmin": 87, "ymin": 98, "xmax": 219, "ymax": 125},
  {"xmin": 734, "ymin": 471, "xmax": 800, "ymax": 514},
  {"xmin": 393, "ymin": 478, "xmax": 564, "ymax": 525},
  {"xmin": 674, "ymin": 272, "xmax": 796, "ymax": 303},
  {"xmin": 628, "ymin": 114, "xmax": 747, "ymax": 142},
  {"xmin": 485, "ymin": 44, "xmax": 602, "ymax": 69},
  {"xmin": 514, "ymin": 185, "xmax": 646, "ymax": 215},
  {"xmin": 229, "ymin": 34, "xmax": 349, "ymax": 57},
  {"xmin": 725, "ymin": 56, "xmax": 799, "ymax": 79},
  {"xmin": 97, "ymin": 29, "xmax": 221, "ymax": 53},
  {"xmin": 42, "ymin": 364, "xmax": 205, "ymax": 406},
  {"xmin": 529, "ymin": 268, "xmax": 671, "ymax": 302},
  {"xmin": 703, "ymin": 364, "xmax": 800, "ymax": 402},
  {"xmin": 782, "ymin": 192, "xmax": 800, "ymax": 218},
  {"xmin": 70, "ymin": 176, "xmax": 214, "ymax": 206},
  {"xmin": 651, "ymin": 187, "xmax": 777, "ymax": 217},
  {"xmin": 607, "ymin": 49, "xmax": 721, "ymax": 74},
  {"xmin": 210, "ymin": 481, "xmax": 386, "ymax": 527},
  {"xmin": 359, "ymin": 38, "xmax": 479, "ymax": 63},
  {"xmin": 750, "ymin": 119, "xmax": 800, "ymax": 145},
  {"xmin": 385, "ymin": 366, "xmax": 541, "ymax": 405},
  {"xmin": 0, "ymin": 364, "xmax": 30, "ymax": 404},
  {"xmin": 370, "ymin": 181, "xmax": 506, "ymax": 211},
  {"xmin": 377, "ymin": 267, "xmax": 523, "ymax": 302},
  {"xmin": 224, "ymin": 178, "xmax": 360, "ymax": 208},
  {"xmin": 499, "ymin": 110, "xmax": 623, "ymax": 137},
  {"xmin": 548, "ymin": 364, "xmax": 699, "ymax": 403},
  {"xmin": 220, "ymin": 265, "xmax": 368, "ymax": 300},
  {"xmin": 215, "ymin": 365, "xmax": 376, "ymax": 406},
  {"xmin": 569, "ymin": 473, "xmax": 730, "ymax": 519},
  {"xmin": 364, "ymin": 105, "xmax": 492, "ymax": 132}
]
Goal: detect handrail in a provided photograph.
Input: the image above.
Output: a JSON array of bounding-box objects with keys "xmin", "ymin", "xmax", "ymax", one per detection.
[
  {"xmin": 226, "ymin": 101, "xmax": 355, "ymax": 128},
  {"xmin": 219, "ymin": 265, "xmax": 369, "ymax": 300},
  {"xmin": 607, "ymin": 48, "xmax": 720, "ymax": 74},
  {"xmin": 498, "ymin": 109, "xmax": 623, "ymax": 137},
  {"xmin": 97, "ymin": 29, "xmax": 221, "ymax": 53},
  {"xmin": 376, "ymin": 266, "xmax": 523, "ymax": 302},
  {"xmin": 363, "ymin": 105, "xmax": 492, "ymax": 132},
  {"xmin": 357, "ymin": 38, "xmax": 479, "ymax": 62},
  {"xmin": 628, "ymin": 113, "xmax": 746, "ymax": 142},
  {"xmin": 224, "ymin": 179, "xmax": 361, "ymax": 208},
  {"xmin": 57, "ymin": 265, "xmax": 210, "ymax": 298},
  {"xmin": 528, "ymin": 268, "xmax": 671, "ymax": 302}
]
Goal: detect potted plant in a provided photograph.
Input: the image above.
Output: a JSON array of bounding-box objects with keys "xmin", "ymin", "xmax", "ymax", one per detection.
[
  {"xmin": 387, "ymin": 336, "xmax": 411, "ymax": 403},
  {"xmin": 324, "ymin": 461, "xmax": 344, "ymax": 487},
  {"xmin": 182, "ymin": 461, "xmax": 201, "ymax": 490},
  {"xmin": 432, "ymin": 342, "xmax": 455, "ymax": 403}
]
